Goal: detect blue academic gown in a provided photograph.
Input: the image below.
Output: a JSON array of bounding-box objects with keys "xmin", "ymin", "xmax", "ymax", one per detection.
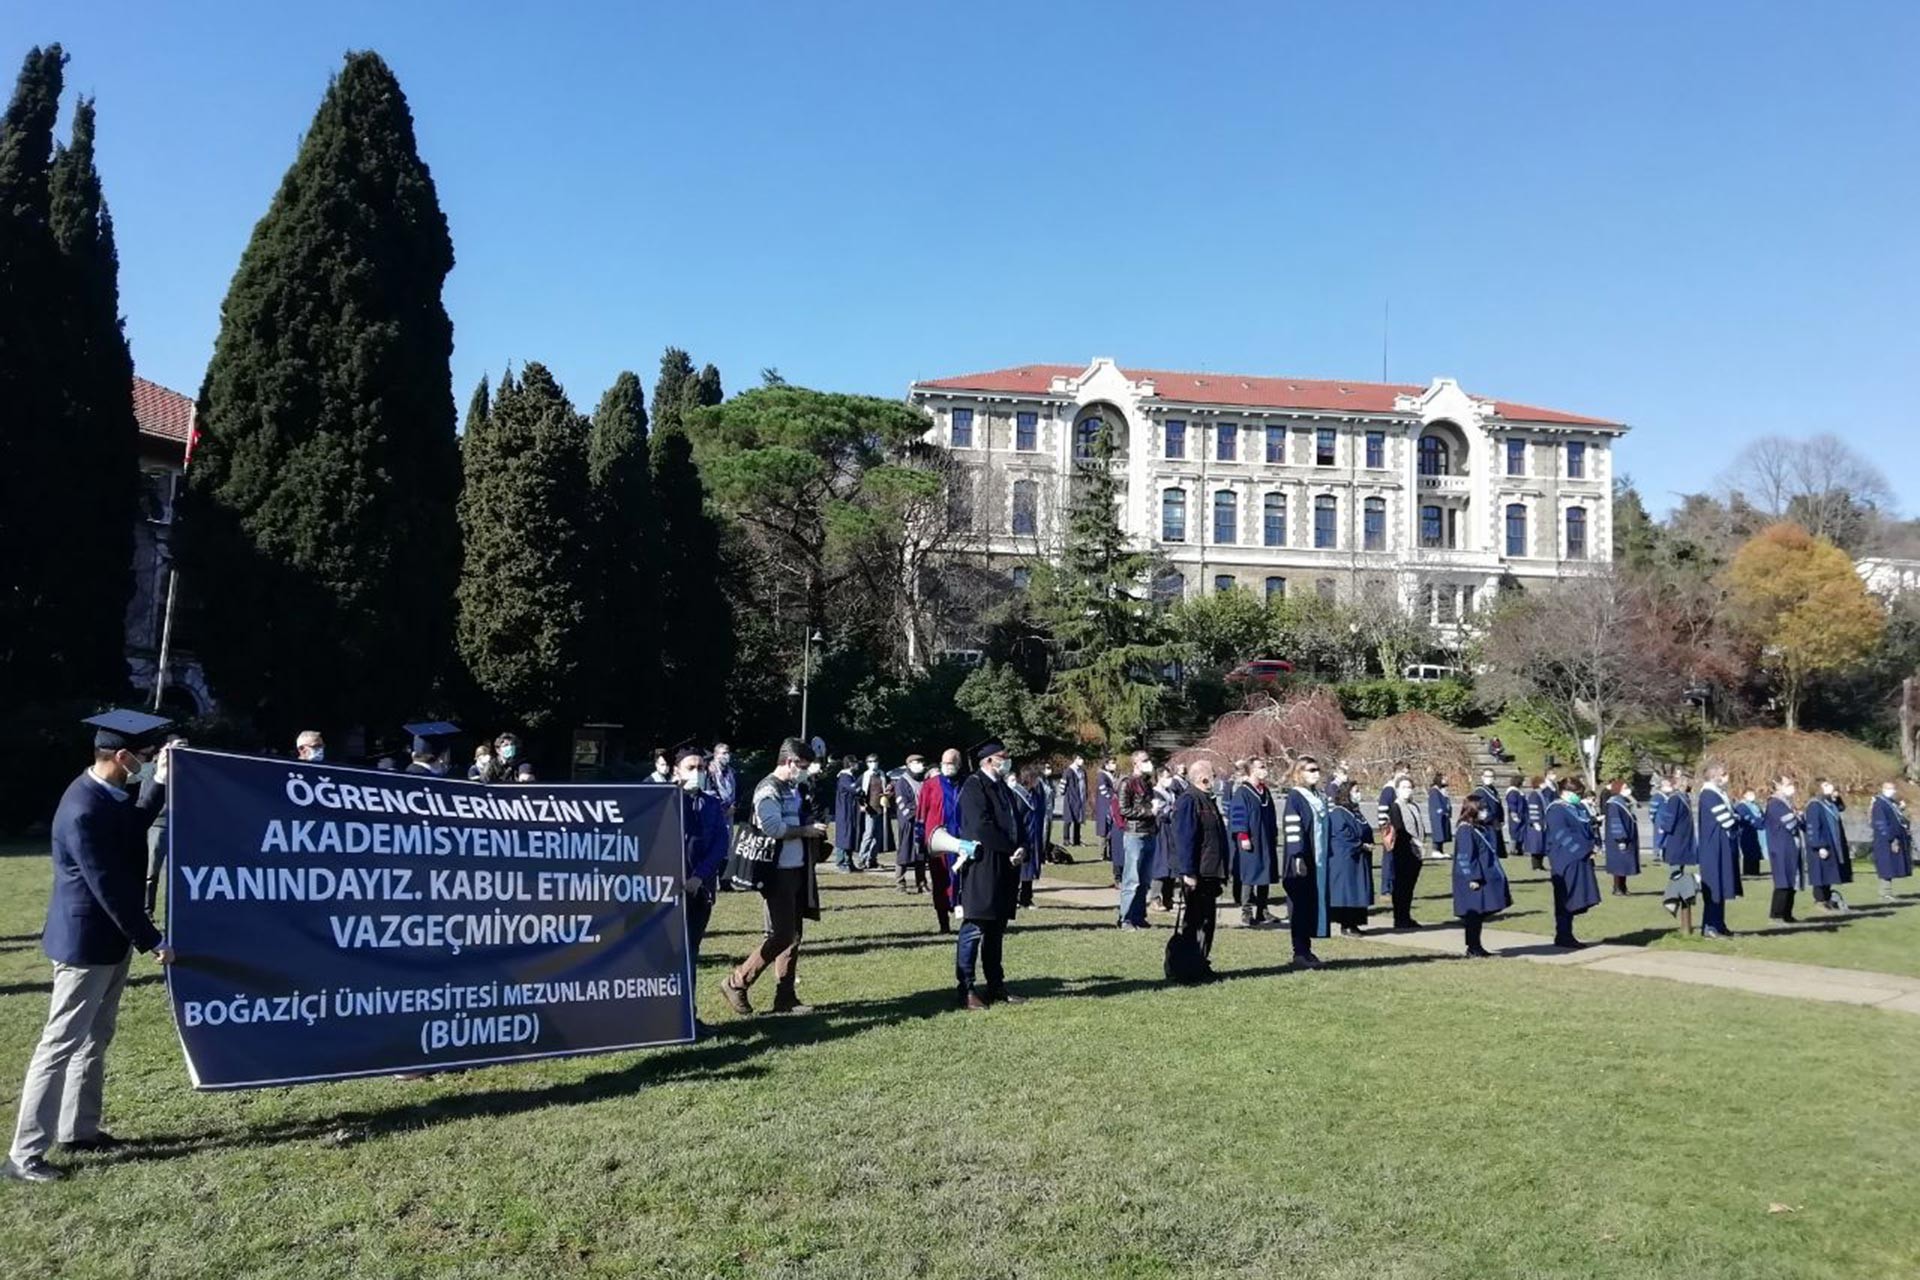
[
  {"xmin": 1603, "ymin": 795, "xmax": 1640, "ymax": 876},
  {"xmin": 1545, "ymin": 798, "xmax": 1602, "ymax": 914},
  {"xmin": 1521, "ymin": 788, "xmax": 1549, "ymax": 857},
  {"xmin": 1473, "ymin": 785, "xmax": 1507, "ymax": 858},
  {"xmin": 1871, "ymin": 796, "xmax": 1912, "ymax": 880},
  {"xmin": 1228, "ymin": 781, "xmax": 1278, "ymax": 888},
  {"xmin": 1377, "ymin": 782, "xmax": 1401, "ymax": 894},
  {"xmin": 44, "ymin": 771, "xmax": 167, "ymax": 965},
  {"xmin": 1036, "ymin": 775, "xmax": 1058, "ymax": 850},
  {"xmin": 1011, "ymin": 784, "xmax": 1045, "ymax": 883},
  {"xmin": 1733, "ymin": 800, "xmax": 1766, "ymax": 874},
  {"xmin": 1655, "ymin": 791, "xmax": 1697, "ymax": 867},
  {"xmin": 1765, "ymin": 797, "xmax": 1804, "ymax": 889},
  {"xmin": 1452, "ymin": 823, "xmax": 1511, "ymax": 917},
  {"xmin": 832, "ymin": 771, "xmax": 860, "ymax": 854},
  {"xmin": 1327, "ymin": 806, "xmax": 1374, "ymax": 912},
  {"xmin": 1503, "ymin": 786, "xmax": 1528, "ymax": 854},
  {"xmin": 893, "ymin": 773, "xmax": 924, "ymax": 867},
  {"xmin": 1695, "ymin": 784, "xmax": 1742, "ymax": 902},
  {"xmin": 1427, "ymin": 786, "xmax": 1454, "ymax": 852},
  {"xmin": 1282, "ymin": 787, "xmax": 1332, "ymax": 939},
  {"xmin": 1802, "ymin": 796, "xmax": 1854, "ymax": 888},
  {"xmin": 1093, "ymin": 770, "xmax": 1115, "ymax": 838}
]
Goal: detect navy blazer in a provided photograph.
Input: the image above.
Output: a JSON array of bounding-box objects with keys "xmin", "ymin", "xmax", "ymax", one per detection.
[{"xmin": 43, "ymin": 770, "xmax": 166, "ymax": 965}]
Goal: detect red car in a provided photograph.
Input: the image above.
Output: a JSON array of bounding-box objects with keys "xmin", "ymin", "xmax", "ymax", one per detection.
[{"xmin": 1225, "ymin": 658, "xmax": 1296, "ymax": 687}]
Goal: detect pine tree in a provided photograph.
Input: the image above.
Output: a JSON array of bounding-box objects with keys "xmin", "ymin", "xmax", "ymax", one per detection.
[
  {"xmin": 586, "ymin": 370, "xmax": 658, "ymax": 734},
  {"xmin": 650, "ymin": 346, "xmax": 695, "ymax": 435},
  {"xmin": 456, "ymin": 363, "xmax": 597, "ymax": 729},
  {"xmin": 464, "ymin": 374, "xmax": 490, "ymax": 435},
  {"xmin": 48, "ymin": 95, "xmax": 137, "ymax": 699},
  {"xmin": 650, "ymin": 420, "xmax": 733, "ymax": 740},
  {"xmin": 0, "ymin": 45, "xmax": 69, "ymax": 709},
  {"xmin": 180, "ymin": 51, "xmax": 460, "ymax": 737}
]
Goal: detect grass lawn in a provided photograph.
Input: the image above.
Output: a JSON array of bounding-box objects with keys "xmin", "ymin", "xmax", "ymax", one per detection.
[{"xmin": 3, "ymin": 836, "xmax": 1919, "ymax": 1278}]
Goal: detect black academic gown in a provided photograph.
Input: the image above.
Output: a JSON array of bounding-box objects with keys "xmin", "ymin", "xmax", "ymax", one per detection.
[{"xmin": 957, "ymin": 771, "xmax": 1023, "ymax": 924}]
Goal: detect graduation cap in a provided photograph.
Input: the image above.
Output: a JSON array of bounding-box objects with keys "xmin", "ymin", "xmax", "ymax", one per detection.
[
  {"xmin": 403, "ymin": 721, "xmax": 461, "ymax": 755},
  {"xmin": 969, "ymin": 737, "xmax": 1007, "ymax": 764},
  {"xmin": 86, "ymin": 708, "xmax": 174, "ymax": 753}
]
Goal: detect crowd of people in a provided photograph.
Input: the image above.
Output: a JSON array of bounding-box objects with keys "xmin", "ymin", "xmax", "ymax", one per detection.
[{"xmin": 5, "ymin": 708, "xmax": 1914, "ymax": 1185}]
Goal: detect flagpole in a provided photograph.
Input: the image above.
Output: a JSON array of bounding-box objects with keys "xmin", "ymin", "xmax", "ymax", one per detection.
[{"xmin": 151, "ymin": 403, "xmax": 197, "ymax": 713}]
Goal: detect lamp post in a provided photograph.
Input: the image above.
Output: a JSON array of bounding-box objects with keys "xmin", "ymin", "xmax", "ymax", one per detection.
[{"xmin": 798, "ymin": 628, "xmax": 823, "ymax": 743}]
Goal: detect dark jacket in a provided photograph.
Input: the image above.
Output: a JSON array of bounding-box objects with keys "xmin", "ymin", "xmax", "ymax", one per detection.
[
  {"xmin": 957, "ymin": 771, "xmax": 1023, "ymax": 923},
  {"xmin": 1169, "ymin": 788, "xmax": 1229, "ymax": 880},
  {"xmin": 44, "ymin": 770, "xmax": 167, "ymax": 965},
  {"xmin": 1117, "ymin": 773, "xmax": 1158, "ymax": 836}
]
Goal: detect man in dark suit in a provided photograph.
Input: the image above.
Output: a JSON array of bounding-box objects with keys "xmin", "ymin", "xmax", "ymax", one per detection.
[
  {"xmin": 954, "ymin": 738, "xmax": 1026, "ymax": 1010},
  {"xmin": 6, "ymin": 711, "xmax": 177, "ymax": 1184}
]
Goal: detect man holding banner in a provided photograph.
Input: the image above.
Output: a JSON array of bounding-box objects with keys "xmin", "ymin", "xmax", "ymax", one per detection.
[{"xmin": 7, "ymin": 711, "xmax": 177, "ymax": 1185}]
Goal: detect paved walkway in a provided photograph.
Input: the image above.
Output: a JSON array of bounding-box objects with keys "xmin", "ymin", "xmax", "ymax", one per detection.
[{"xmin": 1029, "ymin": 882, "xmax": 1920, "ymax": 1017}]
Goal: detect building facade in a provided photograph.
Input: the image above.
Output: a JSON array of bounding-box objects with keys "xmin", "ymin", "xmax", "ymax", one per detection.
[
  {"xmin": 128, "ymin": 374, "xmax": 213, "ymax": 716},
  {"xmin": 908, "ymin": 358, "xmax": 1626, "ymax": 626}
]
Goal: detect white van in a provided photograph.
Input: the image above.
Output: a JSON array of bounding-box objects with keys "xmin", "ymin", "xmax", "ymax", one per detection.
[{"xmin": 1402, "ymin": 663, "xmax": 1463, "ymax": 684}]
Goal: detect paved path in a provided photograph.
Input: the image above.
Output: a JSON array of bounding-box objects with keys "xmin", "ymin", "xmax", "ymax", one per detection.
[{"xmin": 1029, "ymin": 881, "xmax": 1920, "ymax": 1017}]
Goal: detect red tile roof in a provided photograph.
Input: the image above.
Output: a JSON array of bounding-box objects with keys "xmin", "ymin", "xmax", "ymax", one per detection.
[
  {"xmin": 132, "ymin": 375, "xmax": 195, "ymax": 443},
  {"xmin": 913, "ymin": 364, "xmax": 1620, "ymax": 428}
]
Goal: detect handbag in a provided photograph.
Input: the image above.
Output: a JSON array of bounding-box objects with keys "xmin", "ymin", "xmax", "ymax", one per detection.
[
  {"xmin": 724, "ymin": 815, "xmax": 781, "ymax": 892},
  {"xmin": 1163, "ymin": 896, "xmax": 1214, "ymax": 985}
]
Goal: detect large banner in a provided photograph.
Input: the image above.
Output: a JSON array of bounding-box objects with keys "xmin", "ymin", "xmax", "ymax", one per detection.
[{"xmin": 165, "ymin": 748, "xmax": 691, "ymax": 1089}]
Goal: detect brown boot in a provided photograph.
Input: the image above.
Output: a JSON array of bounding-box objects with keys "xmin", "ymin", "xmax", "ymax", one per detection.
[{"xmin": 718, "ymin": 977, "xmax": 752, "ymax": 1017}]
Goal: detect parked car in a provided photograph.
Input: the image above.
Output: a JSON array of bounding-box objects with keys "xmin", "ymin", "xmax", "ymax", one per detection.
[
  {"xmin": 1402, "ymin": 663, "xmax": 1463, "ymax": 683},
  {"xmin": 1226, "ymin": 658, "xmax": 1296, "ymax": 687}
]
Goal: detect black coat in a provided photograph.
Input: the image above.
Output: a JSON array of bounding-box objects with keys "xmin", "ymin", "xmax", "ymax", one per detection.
[{"xmin": 957, "ymin": 771, "xmax": 1023, "ymax": 923}]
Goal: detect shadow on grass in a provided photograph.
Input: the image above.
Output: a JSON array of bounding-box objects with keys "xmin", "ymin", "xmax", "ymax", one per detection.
[
  {"xmin": 0, "ymin": 973, "xmax": 165, "ymax": 999},
  {"xmin": 98, "ymin": 951, "xmax": 1455, "ymax": 1163}
]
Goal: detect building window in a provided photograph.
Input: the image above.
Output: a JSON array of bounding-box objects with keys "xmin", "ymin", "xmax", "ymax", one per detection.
[
  {"xmin": 1010, "ymin": 479, "xmax": 1038, "ymax": 536},
  {"xmin": 1462, "ymin": 583, "xmax": 1477, "ymax": 614},
  {"xmin": 1010, "ymin": 566, "xmax": 1030, "ymax": 591},
  {"xmin": 1161, "ymin": 489, "xmax": 1187, "ymax": 542},
  {"xmin": 1365, "ymin": 431, "xmax": 1385, "ymax": 469},
  {"xmin": 1506, "ymin": 503, "xmax": 1528, "ymax": 557},
  {"xmin": 1217, "ymin": 423, "xmax": 1238, "ymax": 462},
  {"xmin": 1567, "ymin": 441, "xmax": 1586, "ymax": 479},
  {"xmin": 1263, "ymin": 492, "xmax": 1287, "ymax": 547},
  {"xmin": 1213, "ymin": 489, "xmax": 1238, "ymax": 545},
  {"xmin": 1419, "ymin": 583, "xmax": 1436, "ymax": 619},
  {"xmin": 1264, "ymin": 576, "xmax": 1286, "ymax": 603},
  {"xmin": 1315, "ymin": 577, "xmax": 1337, "ymax": 602},
  {"xmin": 1214, "ymin": 574, "xmax": 1236, "ymax": 595},
  {"xmin": 1438, "ymin": 587, "xmax": 1459, "ymax": 624},
  {"xmin": 1567, "ymin": 506, "xmax": 1588, "ymax": 560},
  {"xmin": 1420, "ymin": 504, "xmax": 1443, "ymax": 549},
  {"xmin": 140, "ymin": 470, "xmax": 177, "ymax": 524},
  {"xmin": 951, "ymin": 408, "xmax": 974, "ymax": 448},
  {"xmin": 1164, "ymin": 419, "xmax": 1185, "ymax": 460},
  {"xmin": 1314, "ymin": 495, "xmax": 1337, "ymax": 549},
  {"xmin": 1266, "ymin": 425, "xmax": 1286, "ymax": 464},
  {"xmin": 948, "ymin": 476, "xmax": 974, "ymax": 530},
  {"xmin": 1015, "ymin": 411, "xmax": 1037, "ymax": 452},
  {"xmin": 1316, "ymin": 428, "xmax": 1336, "ymax": 466},
  {"xmin": 1073, "ymin": 418, "xmax": 1103, "ymax": 461},
  {"xmin": 1364, "ymin": 497, "xmax": 1386, "ymax": 551},
  {"xmin": 1418, "ymin": 436, "xmax": 1449, "ymax": 477},
  {"xmin": 1153, "ymin": 569, "xmax": 1185, "ymax": 603},
  {"xmin": 1506, "ymin": 438, "xmax": 1525, "ymax": 476}
]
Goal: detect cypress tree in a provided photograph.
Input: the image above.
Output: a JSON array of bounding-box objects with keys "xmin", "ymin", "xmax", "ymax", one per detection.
[
  {"xmin": 650, "ymin": 346, "xmax": 695, "ymax": 435},
  {"xmin": 180, "ymin": 52, "xmax": 460, "ymax": 737},
  {"xmin": 650, "ymin": 421, "xmax": 733, "ymax": 740},
  {"xmin": 0, "ymin": 46, "xmax": 68, "ymax": 709},
  {"xmin": 586, "ymin": 371, "xmax": 658, "ymax": 734},
  {"xmin": 455, "ymin": 363, "xmax": 597, "ymax": 729},
  {"xmin": 48, "ymin": 95, "xmax": 137, "ymax": 699},
  {"xmin": 464, "ymin": 373, "xmax": 490, "ymax": 435},
  {"xmin": 692, "ymin": 362, "xmax": 723, "ymax": 410}
]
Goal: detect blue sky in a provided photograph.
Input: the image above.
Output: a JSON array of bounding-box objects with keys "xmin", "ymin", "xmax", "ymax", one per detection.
[{"xmin": 14, "ymin": 1, "xmax": 1918, "ymax": 513}]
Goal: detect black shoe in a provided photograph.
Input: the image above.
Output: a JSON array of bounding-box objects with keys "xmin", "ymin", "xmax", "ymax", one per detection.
[
  {"xmin": 62, "ymin": 1132, "xmax": 128, "ymax": 1153},
  {"xmin": 985, "ymin": 989, "xmax": 1026, "ymax": 1005},
  {"xmin": 1339, "ymin": 925, "xmax": 1364, "ymax": 938},
  {"xmin": 961, "ymin": 992, "xmax": 989, "ymax": 1012},
  {"xmin": 1554, "ymin": 937, "xmax": 1586, "ymax": 950},
  {"xmin": 1465, "ymin": 946, "xmax": 1494, "ymax": 958},
  {"xmin": 1293, "ymin": 952, "xmax": 1326, "ymax": 969},
  {"xmin": 1394, "ymin": 918, "xmax": 1419, "ymax": 931},
  {"xmin": 2, "ymin": 1156, "xmax": 64, "ymax": 1183}
]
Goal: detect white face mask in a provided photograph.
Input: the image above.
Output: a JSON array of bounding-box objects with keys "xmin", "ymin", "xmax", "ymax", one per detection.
[
  {"xmin": 127, "ymin": 757, "xmax": 156, "ymax": 787},
  {"xmin": 1885, "ymin": 787, "xmax": 1899, "ymax": 800},
  {"xmin": 307, "ymin": 747, "xmax": 326, "ymax": 762},
  {"xmin": 1395, "ymin": 783, "xmax": 1413, "ymax": 800},
  {"xmin": 866, "ymin": 761, "xmax": 879, "ymax": 772},
  {"xmin": 908, "ymin": 763, "xmax": 924, "ymax": 776},
  {"xmin": 940, "ymin": 763, "xmax": 957, "ymax": 778},
  {"xmin": 1136, "ymin": 761, "xmax": 1154, "ymax": 777},
  {"xmin": 678, "ymin": 769, "xmax": 702, "ymax": 792}
]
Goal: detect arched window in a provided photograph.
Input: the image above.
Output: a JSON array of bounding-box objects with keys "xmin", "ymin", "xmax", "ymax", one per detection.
[
  {"xmin": 1364, "ymin": 497, "xmax": 1387, "ymax": 550},
  {"xmin": 1073, "ymin": 417, "xmax": 1103, "ymax": 461},
  {"xmin": 1566, "ymin": 506, "xmax": 1588, "ymax": 560},
  {"xmin": 1505, "ymin": 503, "xmax": 1528, "ymax": 558},
  {"xmin": 1161, "ymin": 488, "xmax": 1187, "ymax": 543},
  {"xmin": 1314, "ymin": 495, "xmax": 1338, "ymax": 549},
  {"xmin": 1418, "ymin": 435, "xmax": 1449, "ymax": 477},
  {"xmin": 1263, "ymin": 492, "xmax": 1287, "ymax": 547},
  {"xmin": 1420, "ymin": 504, "xmax": 1443, "ymax": 548},
  {"xmin": 1010, "ymin": 479, "xmax": 1037, "ymax": 536},
  {"xmin": 1213, "ymin": 489, "xmax": 1238, "ymax": 545}
]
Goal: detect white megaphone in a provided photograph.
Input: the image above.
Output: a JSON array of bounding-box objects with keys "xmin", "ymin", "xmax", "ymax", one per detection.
[{"xmin": 926, "ymin": 826, "xmax": 979, "ymax": 866}]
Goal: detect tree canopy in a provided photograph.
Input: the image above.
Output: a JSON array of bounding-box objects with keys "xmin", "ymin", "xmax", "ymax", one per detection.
[{"xmin": 1722, "ymin": 523, "xmax": 1886, "ymax": 730}]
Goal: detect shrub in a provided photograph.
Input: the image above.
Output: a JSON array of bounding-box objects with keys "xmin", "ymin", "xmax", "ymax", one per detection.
[
  {"xmin": 1335, "ymin": 678, "xmax": 1474, "ymax": 725},
  {"xmin": 1346, "ymin": 711, "xmax": 1472, "ymax": 788}
]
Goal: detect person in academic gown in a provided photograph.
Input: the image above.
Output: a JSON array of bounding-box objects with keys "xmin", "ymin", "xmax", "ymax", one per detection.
[
  {"xmin": 1803, "ymin": 780, "xmax": 1854, "ymax": 911},
  {"xmin": 1523, "ymin": 772, "xmax": 1557, "ymax": 871},
  {"xmin": 1150, "ymin": 767, "xmax": 1181, "ymax": 912},
  {"xmin": 1765, "ymin": 775, "xmax": 1805, "ymax": 923},
  {"xmin": 1107, "ymin": 787, "xmax": 1127, "ymax": 889},
  {"xmin": 1326, "ymin": 781, "xmax": 1375, "ymax": 936},
  {"xmin": 1452, "ymin": 794, "xmax": 1511, "ymax": 958},
  {"xmin": 915, "ymin": 749, "xmax": 964, "ymax": 931},
  {"xmin": 1168, "ymin": 759, "xmax": 1231, "ymax": 963},
  {"xmin": 1062, "ymin": 756, "xmax": 1087, "ymax": 847},
  {"xmin": 954, "ymin": 739, "xmax": 1025, "ymax": 1009},
  {"xmin": 1544, "ymin": 779, "xmax": 1602, "ymax": 948},
  {"xmin": 1427, "ymin": 775, "xmax": 1454, "ymax": 857},
  {"xmin": 892, "ymin": 757, "xmax": 927, "ymax": 894},
  {"xmin": 1503, "ymin": 779, "xmax": 1528, "ymax": 861},
  {"xmin": 1094, "ymin": 759, "xmax": 1116, "ymax": 849},
  {"xmin": 1870, "ymin": 783, "xmax": 1913, "ymax": 900},
  {"xmin": 1011, "ymin": 764, "xmax": 1047, "ymax": 907},
  {"xmin": 403, "ymin": 721, "xmax": 459, "ymax": 776},
  {"xmin": 1694, "ymin": 762, "xmax": 1742, "ymax": 938},
  {"xmin": 1472, "ymin": 770, "xmax": 1507, "ymax": 860},
  {"xmin": 1653, "ymin": 774, "xmax": 1697, "ymax": 870},
  {"xmin": 832, "ymin": 759, "xmax": 861, "ymax": 871},
  {"xmin": 1733, "ymin": 790, "xmax": 1767, "ymax": 878},
  {"xmin": 1280, "ymin": 757, "xmax": 1333, "ymax": 967},
  {"xmin": 1228, "ymin": 758, "xmax": 1279, "ymax": 927},
  {"xmin": 1602, "ymin": 780, "xmax": 1640, "ymax": 896}
]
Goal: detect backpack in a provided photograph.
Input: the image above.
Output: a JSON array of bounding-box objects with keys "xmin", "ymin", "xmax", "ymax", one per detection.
[{"xmin": 1163, "ymin": 899, "xmax": 1214, "ymax": 985}]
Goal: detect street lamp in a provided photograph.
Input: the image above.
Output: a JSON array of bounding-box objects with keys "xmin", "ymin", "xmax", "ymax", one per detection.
[{"xmin": 799, "ymin": 628, "xmax": 823, "ymax": 743}]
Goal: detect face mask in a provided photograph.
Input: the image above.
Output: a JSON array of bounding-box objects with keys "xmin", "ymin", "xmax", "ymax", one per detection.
[
  {"xmin": 941, "ymin": 764, "xmax": 957, "ymax": 777},
  {"xmin": 807, "ymin": 763, "xmax": 822, "ymax": 775},
  {"xmin": 1395, "ymin": 783, "xmax": 1413, "ymax": 800},
  {"xmin": 502, "ymin": 745, "xmax": 517, "ymax": 761},
  {"xmin": 1136, "ymin": 762, "xmax": 1153, "ymax": 777},
  {"xmin": 127, "ymin": 757, "xmax": 156, "ymax": 787},
  {"xmin": 908, "ymin": 763, "xmax": 924, "ymax": 776},
  {"xmin": 308, "ymin": 747, "xmax": 326, "ymax": 762},
  {"xmin": 679, "ymin": 771, "xmax": 702, "ymax": 792},
  {"xmin": 866, "ymin": 761, "xmax": 879, "ymax": 772}
]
